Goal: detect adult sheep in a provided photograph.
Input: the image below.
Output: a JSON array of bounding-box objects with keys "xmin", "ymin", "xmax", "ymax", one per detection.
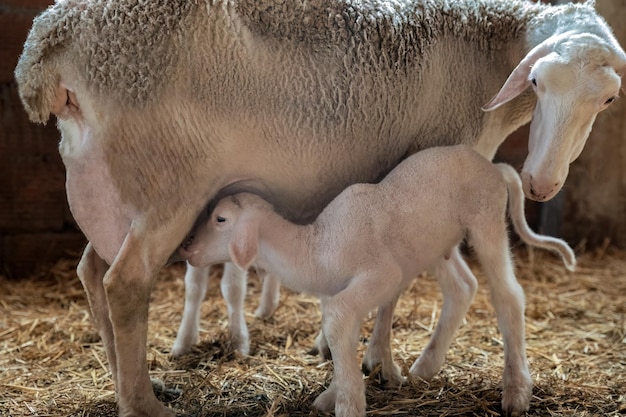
[{"xmin": 14, "ymin": 1, "xmax": 625, "ymax": 416}]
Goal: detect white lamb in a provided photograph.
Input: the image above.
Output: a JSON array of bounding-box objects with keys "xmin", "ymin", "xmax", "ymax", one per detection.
[{"xmin": 182, "ymin": 145, "xmax": 576, "ymax": 417}]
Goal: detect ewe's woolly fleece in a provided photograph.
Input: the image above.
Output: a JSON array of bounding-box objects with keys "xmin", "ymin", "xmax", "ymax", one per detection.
[{"xmin": 15, "ymin": 0, "xmax": 598, "ymax": 124}]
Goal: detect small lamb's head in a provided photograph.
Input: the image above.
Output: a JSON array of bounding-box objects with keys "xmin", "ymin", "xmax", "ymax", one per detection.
[{"xmin": 184, "ymin": 194, "xmax": 268, "ymax": 271}]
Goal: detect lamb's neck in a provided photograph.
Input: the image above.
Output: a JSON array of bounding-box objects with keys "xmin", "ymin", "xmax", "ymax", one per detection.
[{"xmin": 255, "ymin": 215, "xmax": 317, "ymax": 290}]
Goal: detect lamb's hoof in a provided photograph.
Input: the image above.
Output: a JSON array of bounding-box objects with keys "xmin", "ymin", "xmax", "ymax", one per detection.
[
  {"xmin": 501, "ymin": 381, "xmax": 532, "ymax": 416},
  {"xmin": 361, "ymin": 362, "xmax": 405, "ymax": 387},
  {"xmin": 408, "ymin": 353, "xmax": 443, "ymax": 381}
]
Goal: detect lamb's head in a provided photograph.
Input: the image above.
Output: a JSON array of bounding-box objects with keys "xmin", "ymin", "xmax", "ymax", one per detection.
[
  {"xmin": 483, "ymin": 22, "xmax": 626, "ymax": 202},
  {"xmin": 184, "ymin": 194, "xmax": 270, "ymax": 271}
]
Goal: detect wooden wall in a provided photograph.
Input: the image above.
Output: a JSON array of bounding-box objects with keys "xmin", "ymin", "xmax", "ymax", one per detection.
[
  {"xmin": 561, "ymin": 0, "xmax": 626, "ymax": 249},
  {"xmin": 0, "ymin": 1, "xmax": 85, "ymax": 278}
]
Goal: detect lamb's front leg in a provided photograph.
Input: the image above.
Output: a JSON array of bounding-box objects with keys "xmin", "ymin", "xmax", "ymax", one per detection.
[
  {"xmin": 172, "ymin": 264, "xmax": 211, "ymax": 357},
  {"xmin": 314, "ymin": 268, "xmax": 403, "ymax": 417},
  {"xmin": 221, "ymin": 262, "xmax": 250, "ymax": 355},
  {"xmin": 313, "ymin": 295, "xmax": 365, "ymax": 417},
  {"xmin": 361, "ymin": 294, "xmax": 404, "ymax": 386},
  {"xmin": 410, "ymin": 247, "xmax": 478, "ymax": 379},
  {"xmin": 254, "ymin": 268, "xmax": 281, "ymax": 318}
]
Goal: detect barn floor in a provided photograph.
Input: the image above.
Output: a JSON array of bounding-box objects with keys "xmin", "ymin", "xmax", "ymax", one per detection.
[{"xmin": 1, "ymin": 245, "xmax": 625, "ymax": 417}]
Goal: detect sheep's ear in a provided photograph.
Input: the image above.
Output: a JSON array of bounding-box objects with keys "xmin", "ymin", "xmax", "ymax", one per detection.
[
  {"xmin": 228, "ymin": 214, "xmax": 259, "ymax": 271},
  {"xmin": 482, "ymin": 42, "xmax": 552, "ymax": 111},
  {"xmin": 483, "ymin": 32, "xmax": 580, "ymax": 111}
]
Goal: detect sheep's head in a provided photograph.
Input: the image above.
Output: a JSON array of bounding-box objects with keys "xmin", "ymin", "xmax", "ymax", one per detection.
[{"xmin": 483, "ymin": 31, "xmax": 626, "ymax": 202}]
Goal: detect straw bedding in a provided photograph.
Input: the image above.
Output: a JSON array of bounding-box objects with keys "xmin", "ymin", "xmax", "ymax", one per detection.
[{"xmin": 1, "ymin": 244, "xmax": 624, "ymax": 416}]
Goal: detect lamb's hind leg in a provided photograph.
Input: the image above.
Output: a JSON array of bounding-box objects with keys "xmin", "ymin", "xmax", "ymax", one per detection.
[
  {"xmin": 410, "ymin": 246, "xmax": 478, "ymax": 379},
  {"xmin": 472, "ymin": 229, "xmax": 531, "ymax": 416},
  {"xmin": 172, "ymin": 264, "xmax": 211, "ymax": 357}
]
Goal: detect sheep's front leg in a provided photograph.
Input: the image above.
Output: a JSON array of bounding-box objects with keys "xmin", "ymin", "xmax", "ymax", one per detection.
[
  {"xmin": 473, "ymin": 235, "xmax": 531, "ymax": 416},
  {"xmin": 77, "ymin": 243, "xmax": 117, "ymax": 381},
  {"xmin": 254, "ymin": 268, "xmax": 281, "ymax": 318},
  {"xmin": 361, "ymin": 294, "xmax": 404, "ymax": 386},
  {"xmin": 221, "ymin": 262, "xmax": 250, "ymax": 354},
  {"xmin": 172, "ymin": 264, "xmax": 211, "ymax": 357},
  {"xmin": 410, "ymin": 247, "xmax": 478, "ymax": 379}
]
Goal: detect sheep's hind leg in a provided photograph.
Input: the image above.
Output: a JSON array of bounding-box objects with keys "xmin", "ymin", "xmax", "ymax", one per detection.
[
  {"xmin": 361, "ymin": 294, "xmax": 404, "ymax": 386},
  {"xmin": 77, "ymin": 243, "xmax": 117, "ymax": 381},
  {"xmin": 172, "ymin": 264, "xmax": 211, "ymax": 357},
  {"xmin": 410, "ymin": 247, "xmax": 478, "ymax": 379}
]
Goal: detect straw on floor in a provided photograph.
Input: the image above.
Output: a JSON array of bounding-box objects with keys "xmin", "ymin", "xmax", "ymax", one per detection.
[{"xmin": 1, "ymin": 244, "xmax": 624, "ymax": 416}]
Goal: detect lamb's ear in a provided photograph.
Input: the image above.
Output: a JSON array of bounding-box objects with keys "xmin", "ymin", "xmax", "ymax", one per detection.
[{"xmin": 228, "ymin": 214, "xmax": 259, "ymax": 271}]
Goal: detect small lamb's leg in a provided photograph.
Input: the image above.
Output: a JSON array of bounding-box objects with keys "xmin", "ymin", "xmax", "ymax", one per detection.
[
  {"xmin": 77, "ymin": 243, "xmax": 117, "ymax": 381},
  {"xmin": 221, "ymin": 262, "xmax": 250, "ymax": 355},
  {"xmin": 472, "ymin": 232, "xmax": 531, "ymax": 416},
  {"xmin": 172, "ymin": 264, "xmax": 211, "ymax": 357},
  {"xmin": 314, "ymin": 268, "xmax": 403, "ymax": 417},
  {"xmin": 309, "ymin": 298, "xmax": 332, "ymax": 359},
  {"xmin": 361, "ymin": 294, "xmax": 404, "ymax": 386},
  {"xmin": 410, "ymin": 246, "xmax": 478, "ymax": 379},
  {"xmin": 254, "ymin": 268, "xmax": 281, "ymax": 318},
  {"xmin": 313, "ymin": 295, "xmax": 366, "ymax": 417}
]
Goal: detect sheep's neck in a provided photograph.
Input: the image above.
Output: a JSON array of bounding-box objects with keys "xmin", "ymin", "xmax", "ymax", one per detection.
[{"xmin": 255, "ymin": 215, "xmax": 319, "ymax": 295}]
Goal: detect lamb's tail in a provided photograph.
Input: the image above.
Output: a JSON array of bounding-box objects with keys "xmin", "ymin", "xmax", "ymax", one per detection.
[{"xmin": 496, "ymin": 163, "xmax": 576, "ymax": 272}]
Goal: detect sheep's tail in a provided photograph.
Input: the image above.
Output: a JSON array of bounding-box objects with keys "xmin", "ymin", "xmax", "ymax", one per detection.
[{"xmin": 496, "ymin": 163, "xmax": 576, "ymax": 272}]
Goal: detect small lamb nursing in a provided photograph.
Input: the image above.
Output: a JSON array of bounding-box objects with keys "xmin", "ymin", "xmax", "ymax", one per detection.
[{"xmin": 182, "ymin": 145, "xmax": 575, "ymax": 417}]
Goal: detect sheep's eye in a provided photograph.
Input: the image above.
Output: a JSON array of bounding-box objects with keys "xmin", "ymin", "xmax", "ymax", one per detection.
[
  {"xmin": 531, "ymin": 78, "xmax": 537, "ymax": 87},
  {"xmin": 604, "ymin": 96, "xmax": 616, "ymax": 105},
  {"xmin": 216, "ymin": 216, "xmax": 226, "ymax": 223}
]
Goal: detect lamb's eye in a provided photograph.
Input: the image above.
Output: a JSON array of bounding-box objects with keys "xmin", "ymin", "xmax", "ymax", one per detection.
[
  {"xmin": 216, "ymin": 216, "xmax": 226, "ymax": 223},
  {"xmin": 604, "ymin": 96, "xmax": 616, "ymax": 105},
  {"xmin": 531, "ymin": 78, "xmax": 537, "ymax": 87}
]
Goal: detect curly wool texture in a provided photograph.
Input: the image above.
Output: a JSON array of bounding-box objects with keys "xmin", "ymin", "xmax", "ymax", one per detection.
[
  {"xmin": 15, "ymin": 0, "xmax": 197, "ymax": 123},
  {"xmin": 235, "ymin": 0, "xmax": 544, "ymax": 68},
  {"xmin": 15, "ymin": 0, "xmax": 603, "ymax": 124}
]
